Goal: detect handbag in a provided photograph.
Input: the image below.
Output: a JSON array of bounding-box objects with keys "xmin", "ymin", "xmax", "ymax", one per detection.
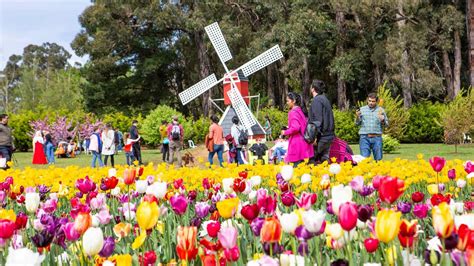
[
  {"xmin": 205, "ymin": 134, "xmax": 214, "ymax": 152},
  {"xmin": 304, "ymin": 121, "xmax": 318, "ymax": 144}
]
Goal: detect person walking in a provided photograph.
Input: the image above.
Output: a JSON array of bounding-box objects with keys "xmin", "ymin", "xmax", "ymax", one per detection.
[
  {"xmin": 129, "ymin": 120, "xmax": 142, "ymax": 164},
  {"xmin": 89, "ymin": 126, "xmax": 104, "ymax": 168},
  {"xmin": 44, "ymin": 132, "xmax": 55, "ymax": 164},
  {"xmin": 208, "ymin": 115, "xmax": 224, "ymax": 167},
  {"xmin": 264, "ymin": 115, "xmax": 273, "ymax": 141},
  {"xmin": 32, "ymin": 131, "xmax": 47, "ymax": 165},
  {"xmin": 308, "ymin": 80, "xmax": 335, "ymax": 164},
  {"xmin": 230, "ymin": 116, "xmax": 246, "ymax": 165},
  {"xmin": 0, "ymin": 114, "xmax": 14, "ymax": 168},
  {"xmin": 355, "ymin": 92, "xmax": 388, "ymax": 161},
  {"xmin": 281, "ymin": 92, "xmax": 314, "ymax": 166},
  {"xmin": 167, "ymin": 116, "xmax": 184, "ymax": 167},
  {"xmin": 102, "ymin": 123, "xmax": 116, "ymax": 168},
  {"xmin": 159, "ymin": 120, "xmax": 170, "ymax": 162},
  {"xmin": 123, "ymin": 132, "xmax": 140, "ymax": 166}
]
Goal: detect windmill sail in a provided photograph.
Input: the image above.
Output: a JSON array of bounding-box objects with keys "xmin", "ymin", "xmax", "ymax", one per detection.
[
  {"xmin": 227, "ymin": 86, "xmax": 257, "ymax": 129},
  {"xmin": 179, "ymin": 74, "xmax": 219, "ymax": 105},
  {"xmin": 239, "ymin": 45, "xmax": 283, "ymax": 77},
  {"xmin": 205, "ymin": 22, "xmax": 233, "ymax": 64}
]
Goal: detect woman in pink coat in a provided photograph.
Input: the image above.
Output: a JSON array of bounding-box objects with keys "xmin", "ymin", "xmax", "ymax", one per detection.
[{"xmin": 281, "ymin": 92, "xmax": 314, "ymax": 166}]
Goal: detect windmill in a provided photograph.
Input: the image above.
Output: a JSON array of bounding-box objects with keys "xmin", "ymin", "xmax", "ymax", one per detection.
[{"xmin": 179, "ymin": 22, "xmax": 283, "ymax": 135}]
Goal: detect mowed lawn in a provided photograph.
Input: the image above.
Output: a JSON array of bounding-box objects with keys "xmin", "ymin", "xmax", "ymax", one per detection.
[{"xmin": 9, "ymin": 143, "xmax": 474, "ymax": 169}]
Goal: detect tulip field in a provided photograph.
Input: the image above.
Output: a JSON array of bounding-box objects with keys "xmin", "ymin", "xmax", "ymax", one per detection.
[{"xmin": 0, "ymin": 156, "xmax": 473, "ymax": 265}]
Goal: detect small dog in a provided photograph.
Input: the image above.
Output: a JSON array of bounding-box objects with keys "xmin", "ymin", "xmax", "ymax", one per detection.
[{"xmin": 181, "ymin": 152, "xmax": 195, "ymax": 167}]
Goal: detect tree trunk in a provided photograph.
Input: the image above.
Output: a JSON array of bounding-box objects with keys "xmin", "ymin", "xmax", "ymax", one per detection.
[
  {"xmin": 443, "ymin": 50, "xmax": 455, "ymax": 100},
  {"xmin": 468, "ymin": 0, "xmax": 474, "ymax": 86},
  {"xmin": 302, "ymin": 55, "xmax": 311, "ymax": 105},
  {"xmin": 453, "ymin": 29, "xmax": 462, "ymax": 96},
  {"xmin": 194, "ymin": 30, "xmax": 212, "ymax": 117},
  {"xmin": 374, "ymin": 63, "xmax": 382, "ymax": 90},
  {"xmin": 266, "ymin": 65, "xmax": 276, "ymax": 107},
  {"xmin": 336, "ymin": 10, "xmax": 348, "ymax": 110},
  {"xmin": 396, "ymin": 0, "xmax": 412, "ymax": 107}
]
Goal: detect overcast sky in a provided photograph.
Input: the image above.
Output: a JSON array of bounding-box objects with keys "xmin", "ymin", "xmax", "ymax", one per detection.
[{"xmin": 0, "ymin": 0, "xmax": 91, "ymax": 69}]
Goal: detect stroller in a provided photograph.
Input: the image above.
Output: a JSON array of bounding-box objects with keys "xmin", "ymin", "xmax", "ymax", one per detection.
[{"xmin": 329, "ymin": 137, "xmax": 354, "ymax": 164}]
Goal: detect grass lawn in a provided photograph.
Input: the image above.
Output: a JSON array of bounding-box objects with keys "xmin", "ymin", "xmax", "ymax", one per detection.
[{"xmin": 9, "ymin": 143, "xmax": 473, "ymax": 169}]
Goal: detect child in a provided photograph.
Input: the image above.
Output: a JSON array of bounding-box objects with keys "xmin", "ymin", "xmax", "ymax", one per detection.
[
  {"xmin": 249, "ymin": 138, "xmax": 268, "ymax": 165},
  {"xmin": 123, "ymin": 133, "xmax": 140, "ymax": 166},
  {"xmin": 270, "ymin": 136, "xmax": 288, "ymax": 164}
]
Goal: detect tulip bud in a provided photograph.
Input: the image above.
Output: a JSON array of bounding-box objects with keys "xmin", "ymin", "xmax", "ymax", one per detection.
[
  {"xmin": 82, "ymin": 227, "xmax": 104, "ymax": 256},
  {"xmin": 364, "ymin": 238, "xmax": 379, "ymax": 253},
  {"xmin": 448, "ymin": 169, "xmax": 456, "ymax": 180},
  {"xmin": 280, "ymin": 165, "xmax": 294, "ymax": 181},
  {"xmin": 25, "ymin": 193, "xmax": 40, "ymax": 214}
]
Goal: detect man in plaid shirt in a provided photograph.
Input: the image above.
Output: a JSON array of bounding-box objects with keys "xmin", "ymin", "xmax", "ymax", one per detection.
[{"xmin": 355, "ymin": 93, "xmax": 388, "ymax": 161}]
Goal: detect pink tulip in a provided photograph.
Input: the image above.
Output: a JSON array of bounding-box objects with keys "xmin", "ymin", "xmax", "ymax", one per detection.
[
  {"xmin": 97, "ymin": 209, "xmax": 112, "ymax": 224},
  {"xmin": 90, "ymin": 194, "xmax": 106, "ymax": 210},
  {"xmin": 338, "ymin": 202, "xmax": 358, "ymax": 231},
  {"xmin": 448, "ymin": 169, "xmax": 456, "ymax": 180},
  {"xmin": 256, "ymin": 189, "xmax": 268, "ymax": 208},
  {"xmin": 429, "ymin": 156, "xmax": 446, "ymax": 173},
  {"xmin": 75, "ymin": 176, "xmax": 96, "ymax": 194},
  {"xmin": 349, "ymin": 176, "xmax": 364, "ymax": 192},
  {"xmin": 218, "ymin": 227, "xmax": 238, "ymax": 249},
  {"xmin": 296, "ymin": 192, "xmax": 317, "ymax": 210},
  {"xmin": 465, "ymin": 161, "xmax": 474, "ymax": 174},
  {"xmin": 372, "ymin": 175, "xmax": 383, "ymax": 189},
  {"xmin": 63, "ymin": 222, "xmax": 81, "ymax": 241},
  {"xmin": 257, "ymin": 189, "xmax": 277, "ymax": 215},
  {"xmin": 170, "ymin": 194, "xmax": 188, "ymax": 215},
  {"xmin": 413, "ymin": 204, "xmax": 429, "ymax": 219},
  {"xmin": 42, "ymin": 198, "xmax": 57, "ymax": 213}
]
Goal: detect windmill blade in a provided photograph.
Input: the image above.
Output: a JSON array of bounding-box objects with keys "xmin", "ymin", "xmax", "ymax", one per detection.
[
  {"xmin": 179, "ymin": 74, "xmax": 219, "ymax": 105},
  {"xmin": 227, "ymin": 87, "xmax": 257, "ymax": 129},
  {"xmin": 238, "ymin": 45, "xmax": 283, "ymax": 77},
  {"xmin": 205, "ymin": 22, "xmax": 233, "ymax": 64}
]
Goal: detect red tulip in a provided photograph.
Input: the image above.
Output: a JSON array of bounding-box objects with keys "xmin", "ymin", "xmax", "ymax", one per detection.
[
  {"xmin": 104, "ymin": 176, "xmax": 118, "ymax": 190},
  {"xmin": 372, "ymin": 175, "xmax": 383, "ymax": 190},
  {"xmin": 338, "ymin": 202, "xmax": 358, "ymax": 231},
  {"xmin": 378, "ymin": 176, "xmax": 405, "ymax": 204},
  {"xmin": 411, "ymin": 192, "xmax": 425, "ymax": 203},
  {"xmin": 260, "ymin": 217, "xmax": 282, "ymax": 243},
  {"xmin": 238, "ymin": 171, "xmax": 248, "ymax": 179},
  {"xmin": 15, "ymin": 212, "xmax": 28, "ymax": 230},
  {"xmin": 173, "ymin": 179, "xmax": 184, "ymax": 189},
  {"xmin": 202, "ymin": 178, "xmax": 211, "ymax": 190},
  {"xmin": 398, "ymin": 219, "xmax": 418, "ymax": 248},
  {"xmin": 206, "ymin": 221, "xmax": 220, "ymax": 238},
  {"xmin": 281, "ymin": 191, "xmax": 295, "ymax": 207},
  {"xmin": 233, "ymin": 178, "xmax": 246, "ymax": 193},
  {"xmin": 123, "ymin": 169, "xmax": 136, "ymax": 185},
  {"xmin": 364, "ymin": 238, "xmax": 379, "ymax": 253},
  {"xmin": 142, "ymin": 194, "xmax": 158, "ymax": 204},
  {"xmin": 448, "ymin": 169, "xmax": 456, "ymax": 180},
  {"xmin": 176, "ymin": 226, "xmax": 198, "ymax": 261},
  {"xmin": 430, "ymin": 193, "xmax": 451, "ymax": 206},
  {"xmin": 224, "ymin": 246, "xmax": 240, "ymax": 262},
  {"xmin": 199, "ymin": 238, "xmax": 222, "ymax": 251},
  {"xmin": 429, "ymin": 156, "xmax": 446, "ymax": 173},
  {"xmin": 0, "ymin": 219, "xmax": 15, "ymax": 238},
  {"xmin": 137, "ymin": 166, "xmax": 144, "ymax": 177},
  {"xmin": 241, "ymin": 204, "xmax": 259, "ymax": 221},
  {"xmin": 457, "ymin": 224, "xmax": 474, "ymax": 251},
  {"xmin": 464, "ymin": 161, "xmax": 474, "ymax": 174},
  {"xmin": 139, "ymin": 250, "xmax": 157, "ymax": 266}
]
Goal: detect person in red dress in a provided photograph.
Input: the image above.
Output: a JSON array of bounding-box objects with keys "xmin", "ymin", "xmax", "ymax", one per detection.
[{"xmin": 32, "ymin": 130, "xmax": 47, "ymax": 164}]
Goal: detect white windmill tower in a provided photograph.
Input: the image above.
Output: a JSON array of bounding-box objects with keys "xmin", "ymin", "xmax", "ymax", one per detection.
[{"xmin": 179, "ymin": 22, "xmax": 283, "ymax": 138}]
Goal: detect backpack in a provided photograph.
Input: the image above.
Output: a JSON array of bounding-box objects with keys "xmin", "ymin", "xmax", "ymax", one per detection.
[
  {"xmin": 171, "ymin": 125, "xmax": 181, "ymax": 141},
  {"xmin": 238, "ymin": 127, "xmax": 248, "ymax": 145}
]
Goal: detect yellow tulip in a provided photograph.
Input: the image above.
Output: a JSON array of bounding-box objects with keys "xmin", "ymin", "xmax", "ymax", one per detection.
[
  {"xmin": 427, "ymin": 184, "xmax": 439, "ymax": 195},
  {"xmin": 216, "ymin": 197, "xmax": 240, "ymax": 219},
  {"xmin": 432, "ymin": 202, "xmax": 454, "ymax": 238},
  {"xmin": 386, "ymin": 246, "xmax": 397, "ymax": 266},
  {"xmin": 132, "ymin": 230, "xmax": 147, "ymax": 250},
  {"xmin": 375, "ymin": 209, "xmax": 401, "ymax": 243},
  {"xmin": 0, "ymin": 209, "xmax": 16, "ymax": 222},
  {"xmin": 114, "ymin": 254, "xmax": 133, "ymax": 266},
  {"xmin": 136, "ymin": 201, "xmax": 159, "ymax": 230}
]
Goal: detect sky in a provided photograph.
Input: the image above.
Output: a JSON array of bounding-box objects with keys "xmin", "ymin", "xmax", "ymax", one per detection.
[{"xmin": 0, "ymin": 0, "xmax": 91, "ymax": 70}]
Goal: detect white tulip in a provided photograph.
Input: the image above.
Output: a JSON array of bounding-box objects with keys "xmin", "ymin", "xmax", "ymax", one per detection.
[
  {"xmin": 281, "ymin": 165, "xmax": 294, "ymax": 181},
  {"xmin": 363, "ymin": 264, "xmax": 381, "ymax": 266},
  {"xmin": 242, "ymin": 180, "xmax": 253, "ymax": 195},
  {"xmin": 250, "ymin": 175, "xmax": 262, "ymax": 187},
  {"xmin": 248, "ymin": 190, "xmax": 257, "ymax": 201},
  {"xmin": 427, "ymin": 237, "xmax": 442, "ymax": 252},
  {"xmin": 280, "ymin": 213, "xmax": 299, "ymax": 233},
  {"xmin": 82, "ymin": 227, "xmax": 104, "ymax": 256},
  {"xmin": 108, "ymin": 168, "xmax": 117, "ymax": 177},
  {"xmin": 331, "ymin": 185, "xmax": 352, "ymax": 216},
  {"xmin": 280, "ymin": 253, "xmax": 305, "ymax": 266},
  {"xmin": 91, "ymin": 215, "xmax": 100, "ymax": 227},
  {"xmin": 135, "ymin": 180, "xmax": 148, "ymax": 194},
  {"xmin": 467, "ymin": 172, "xmax": 474, "ymax": 179},
  {"xmin": 111, "ymin": 187, "xmax": 121, "ymax": 196},
  {"xmin": 454, "ymin": 202, "xmax": 464, "ymax": 214},
  {"xmin": 301, "ymin": 173, "xmax": 312, "ymax": 184},
  {"xmin": 6, "ymin": 247, "xmax": 44, "ymax": 266},
  {"xmin": 356, "ymin": 219, "xmax": 367, "ymax": 229},
  {"xmin": 56, "ymin": 252, "xmax": 69, "ymax": 266},
  {"xmin": 103, "ymin": 261, "xmax": 115, "ymax": 266},
  {"xmin": 302, "ymin": 209, "xmax": 326, "ymax": 233},
  {"xmin": 146, "ymin": 181, "xmax": 167, "ymax": 199},
  {"xmin": 457, "ymin": 179, "xmax": 466, "ymax": 188},
  {"xmin": 25, "ymin": 193, "xmax": 40, "ymax": 213},
  {"xmin": 329, "ymin": 163, "xmax": 341, "ymax": 175},
  {"xmin": 455, "ymin": 213, "xmax": 474, "ymax": 230},
  {"xmin": 222, "ymin": 178, "xmax": 235, "ymax": 194}
]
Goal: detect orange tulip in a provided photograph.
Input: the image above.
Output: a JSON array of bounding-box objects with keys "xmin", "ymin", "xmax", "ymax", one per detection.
[
  {"xmin": 176, "ymin": 226, "xmax": 198, "ymax": 261},
  {"xmin": 432, "ymin": 202, "xmax": 454, "ymax": 238},
  {"xmin": 73, "ymin": 212, "xmax": 91, "ymax": 235},
  {"xmin": 113, "ymin": 222, "xmax": 132, "ymax": 241},
  {"xmin": 260, "ymin": 216, "xmax": 282, "ymax": 243},
  {"xmin": 124, "ymin": 168, "xmax": 136, "ymax": 185}
]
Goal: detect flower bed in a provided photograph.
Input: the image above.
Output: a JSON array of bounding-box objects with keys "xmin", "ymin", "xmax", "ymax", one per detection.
[{"xmin": 0, "ymin": 157, "xmax": 473, "ymax": 265}]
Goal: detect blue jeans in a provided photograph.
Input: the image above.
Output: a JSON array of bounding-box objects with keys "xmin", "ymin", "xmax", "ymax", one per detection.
[
  {"xmin": 273, "ymin": 147, "xmax": 286, "ymax": 162},
  {"xmin": 208, "ymin": 144, "xmax": 224, "ymax": 167},
  {"xmin": 359, "ymin": 135, "xmax": 383, "ymax": 161},
  {"xmin": 236, "ymin": 148, "xmax": 244, "ymax": 165},
  {"xmin": 45, "ymin": 143, "xmax": 55, "ymax": 163},
  {"xmin": 91, "ymin": 151, "xmax": 104, "ymax": 167},
  {"xmin": 125, "ymin": 152, "xmax": 134, "ymax": 166}
]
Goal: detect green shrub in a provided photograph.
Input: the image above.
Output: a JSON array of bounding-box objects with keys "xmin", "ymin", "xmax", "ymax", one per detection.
[
  {"xmin": 9, "ymin": 111, "xmax": 44, "ymax": 151},
  {"xmin": 382, "ymin": 134, "xmax": 400, "ymax": 153},
  {"xmin": 377, "ymin": 83, "xmax": 410, "ymax": 138},
  {"xmin": 401, "ymin": 102, "xmax": 443, "ymax": 143},
  {"xmin": 102, "ymin": 112, "xmax": 135, "ymax": 133},
  {"xmin": 183, "ymin": 116, "xmax": 210, "ymax": 144},
  {"xmin": 333, "ymin": 109, "xmax": 359, "ymax": 143},
  {"xmin": 257, "ymin": 107, "xmax": 288, "ymax": 140},
  {"xmin": 141, "ymin": 105, "xmax": 185, "ymax": 147}
]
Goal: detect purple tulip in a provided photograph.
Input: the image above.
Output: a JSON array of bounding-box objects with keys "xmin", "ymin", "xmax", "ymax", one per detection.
[
  {"xmin": 413, "ymin": 204, "xmax": 429, "ymax": 219},
  {"xmin": 262, "ymin": 242, "xmax": 283, "ymax": 255},
  {"xmin": 331, "ymin": 259, "xmax": 349, "ymax": 266},
  {"xmin": 451, "ymin": 250, "xmax": 466, "ymax": 266},
  {"xmin": 31, "ymin": 231, "xmax": 54, "ymax": 248},
  {"xmin": 281, "ymin": 191, "xmax": 295, "ymax": 207},
  {"xmin": 326, "ymin": 200, "xmax": 334, "ymax": 215},
  {"xmin": 444, "ymin": 233, "xmax": 459, "ymax": 250},
  {"xmin": 448, "ymin": 169, "xmax": 456, "ymax": 180},
  {"xmin": 99, "ymin": 236, "xmax": 115, "ymax": 257},
  {"xmin": 298, "ymin": 241, "xmax": 309, "ymax": 256},
  {"xmin": 438, "ymin": 183, "xmax": 446, "ymax": 192},
  {"xmin": 295, "ymin": 226, "xmax": 314, "ymax": 240},
  {"xmin": 170, "ymin": 194, "xmax": 188, "ymax": 215},
  {"xmin": 194, "ymin": 201, "xmax": 210, "ymax": 219},
  {"xmin": 191, "ymin": 217, "xmax": 202, "ymax": 228},
  {"xmin": 359, "ymin": 185, "xmax": 375, "ymax": 197},
  {"xmin": 357, "ymin": 205, "xmax": 373, "ymax": 222},
  {"xmin": 251, "ymin": 218, "xmax": 264, "ymax": 236},
  {"xmin": 397, "ymin": 201, "xmax": 412, "ymax": 214}
]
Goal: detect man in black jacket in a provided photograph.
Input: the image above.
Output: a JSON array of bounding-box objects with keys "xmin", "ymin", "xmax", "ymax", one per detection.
[
  {"xmin": 309, "ymin": 80, "xmax": 335, "ymax": 164},
  {"xmin": 129, "ymin": 120, "xmax": 142, "ymax": 165}
]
